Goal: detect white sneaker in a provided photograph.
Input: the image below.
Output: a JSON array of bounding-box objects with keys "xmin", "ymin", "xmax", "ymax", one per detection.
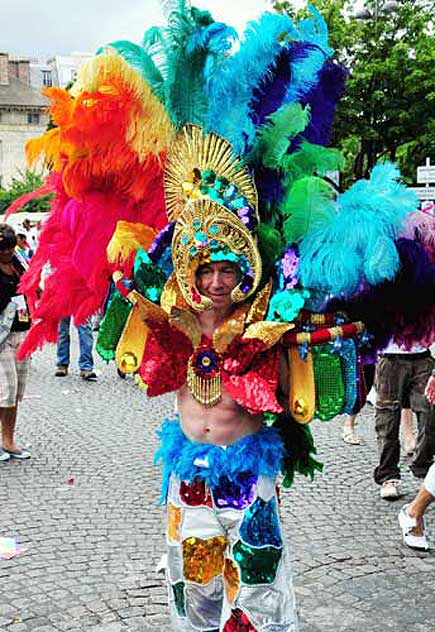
[
  {"xmin": 0, "ymin": 448, "xmax": 10, "ymax": 462},
  {"xmin": 380, "ymin": 479, "xmax": 401, "ymax": 500},
  {"xmin": 398, "ymin": 504, "xmax": 429, "ymax": 550}
]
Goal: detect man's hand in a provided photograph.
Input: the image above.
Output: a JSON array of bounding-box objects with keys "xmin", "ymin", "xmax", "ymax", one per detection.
[{"xmin": 424, "ymin": 375, "xmax": 435, "ymax": 405}]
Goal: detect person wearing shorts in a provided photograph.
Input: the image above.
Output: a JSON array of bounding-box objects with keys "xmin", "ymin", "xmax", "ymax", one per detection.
[{"xmin": 0, "ymin": 224, "xmax": 31, "ymax": 462}]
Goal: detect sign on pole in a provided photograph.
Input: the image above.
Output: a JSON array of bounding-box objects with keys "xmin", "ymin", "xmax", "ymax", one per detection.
[
  {"xmin": 417, "ymin": 166, "xmax": 435, "ymax": 184},
  {"xmin": 408, "ymin": 186, "xmax": 435, "ymax": 201}
]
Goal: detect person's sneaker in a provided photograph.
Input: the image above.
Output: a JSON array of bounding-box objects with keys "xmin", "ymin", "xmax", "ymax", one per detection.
[
  {"xmin": 398, "ymin": 504, "xmax": 429, "ymax": 550},
  {"xmin": 0, "ymin": 448, "xmax": 11, "ymax": 462},
  {"xmin": 380, "ymin": 479, "xmax": 401, "ymax": 500},
  {"xmin": 3, "ymin": 448, "xmax": 31, "ymax": 460},
  {"xmin": 80, "ymin": 370, "xmax": 97, "ymax": 381},
  {"xmin": 55, "ymin": 366, "xmax": 68, "ymax": 377}
]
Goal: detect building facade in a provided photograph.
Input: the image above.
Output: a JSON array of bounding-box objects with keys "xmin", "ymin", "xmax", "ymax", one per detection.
[{"xmin": 0, "ymin": 53, "xmax": 49, "ymax": 188}]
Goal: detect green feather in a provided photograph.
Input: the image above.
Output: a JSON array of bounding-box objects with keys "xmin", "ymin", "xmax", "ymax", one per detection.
[
  {"xmin": 282, "ymin": 176, "xmax": 336, "ymax": 244},
  {"xmin": 251, "ymin": 103, "xmax": 310, "ymax": 169},
  {"xmin": 257, "ymin": 223, "xmax": 283, "ymax": 281},
  {"xmin": 282, "ymin": 140, "xmax": 344, "ymax": 187}
]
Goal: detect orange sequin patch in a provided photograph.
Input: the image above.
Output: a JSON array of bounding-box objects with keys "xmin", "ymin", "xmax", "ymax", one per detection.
[
  {"xmin": 167, "ymin": 504, "xmax": 182, "ymax": 543},
  {"xmin": 223, "ymin": 559, "xmax": 240, "ymax": 604},
  {"xmin": 182, "ymin": 536, "xmax": 227, "ymax": 584}
]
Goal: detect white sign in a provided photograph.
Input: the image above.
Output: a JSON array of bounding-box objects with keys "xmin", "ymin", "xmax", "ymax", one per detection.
[
  {"xmin": 417, "ymin": 166, "xmax": 435, "ymax": 184},
  {"xmin": 409, "ymin": 186, "xmax": 435, "ymax": 200}
]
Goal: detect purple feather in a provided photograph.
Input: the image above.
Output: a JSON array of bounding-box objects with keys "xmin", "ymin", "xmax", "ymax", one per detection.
[
  {"xmin": 328, "ymin": 239, "xmax": 435, "ymax": 352},
  {"xmin": 302, "ymin": 61, "xmax": 347, "ymax": 146}
]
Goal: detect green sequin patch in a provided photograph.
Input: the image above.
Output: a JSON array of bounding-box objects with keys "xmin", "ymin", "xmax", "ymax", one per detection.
[
  {"xmin": 172, "ymin": 581, "xmax": 186, "ymax": 617},
  {"xmin": 233, "ymin": 540, "xmax": 282, "ymax": 585},
  {"xmin": 312, "ymin": 344, "xmax": 345, "ymax": 420}
]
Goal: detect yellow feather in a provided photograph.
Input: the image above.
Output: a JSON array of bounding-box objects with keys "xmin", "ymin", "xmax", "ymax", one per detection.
[{"xmin": 107, "ymin": 221, "xmax": 156, "ymax": 263}]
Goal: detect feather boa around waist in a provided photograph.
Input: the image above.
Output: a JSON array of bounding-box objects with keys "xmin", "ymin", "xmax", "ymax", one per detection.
[{"xmin": 154, "ymin": 417, "xmax": 284, "ymax": 504}]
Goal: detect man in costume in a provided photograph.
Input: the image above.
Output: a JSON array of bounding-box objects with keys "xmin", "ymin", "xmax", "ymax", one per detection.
[{"xmin": 6, "ymin": 2, "xmax": 434, "ymax": 630}]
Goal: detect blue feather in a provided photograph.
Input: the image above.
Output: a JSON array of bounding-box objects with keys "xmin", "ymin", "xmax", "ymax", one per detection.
[
  {"xmin": 206, "ymin": 12, "xmax": 298, "ymax": 154},
  {"xmin": 298, "ymin": 163, "xmax": 418, "ymax": 296}
]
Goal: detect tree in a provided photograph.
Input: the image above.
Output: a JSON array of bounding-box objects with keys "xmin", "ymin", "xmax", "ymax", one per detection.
[
  {"xmin": 0, "ymin": 169, "xmax": 53, "ymax": 215},
  {"xmin": 273, "ymin": 0, "xmax": 435, "ymax": 186}
]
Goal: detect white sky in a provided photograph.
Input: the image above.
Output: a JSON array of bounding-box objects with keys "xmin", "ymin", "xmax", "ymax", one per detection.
[{"xmin": 2, "ymin": 0, "xmax": 306, "ymax": 60}]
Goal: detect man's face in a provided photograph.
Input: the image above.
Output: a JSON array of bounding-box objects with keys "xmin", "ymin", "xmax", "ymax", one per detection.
[
  {"xmin": 196, "ymin": 261, "xmax": 240, "ymax": 309},
  {"xmin": 0, "ymin": 247, "xmax": 15, "ymax": 264}
]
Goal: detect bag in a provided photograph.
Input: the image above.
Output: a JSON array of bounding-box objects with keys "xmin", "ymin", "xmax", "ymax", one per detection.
[{"xmin": 0, "ymin": 301, "xmax": 17, "ymax": 345}]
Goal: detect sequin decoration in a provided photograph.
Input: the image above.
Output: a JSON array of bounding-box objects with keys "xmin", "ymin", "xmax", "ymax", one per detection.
[
  {"xmin": 223, "ymin": 608, "xmax": 258, "ymax": 631},
  {"xmin": 239, "ymin": 497, "xmax": 282, "ymax": 548},
  {"xmin": 182, "ymin": 536, "xmax": 227, "ymax": 584},
  {"xmin": 312, "ymin": 344, "xmax": 345, "ymax": 421},
  {"xmin": 233, "ymin": 541, "xmax": 282, "ymax": 585},
  {"xmin": 337, "ymin": 338, "xmax": 358, "ymax": 414},
  {"xmin": 224, "ymin": 559, "xmax": 240, "ymax": 604},
  {"xmin": 212, "ymin": 472, "xmax": 257, "ymax": 510},
  {"xmin": 172, "ymin": 581, "xmax": 186, "ymax": 617},
  {"xmin": 180, "ymin": 480, "xmax": 213, "ymax": 508},
  {"xmin": 167, "ymin": 504, "xmax": 182, "ymax": 542}
]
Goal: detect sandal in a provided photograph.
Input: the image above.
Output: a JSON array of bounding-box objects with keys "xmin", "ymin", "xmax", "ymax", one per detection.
[
  {"xmin": 342, "ymin": 430, "xmax": 362, "ymax": 445},
  {"xmin": 398, "ymin": 504, "xmax": 429, "ymax": 550}
]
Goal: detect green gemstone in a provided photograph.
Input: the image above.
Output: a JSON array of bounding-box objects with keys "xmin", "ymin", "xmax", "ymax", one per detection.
[
  {"xmin": 193, "ymin": 219, "xmax": 201, "ymax": 229},
  {"xmin": 209, "ymin": 225, "xmax": 219, "ymax": 235},
  {"xmin": 202, "ymin": 169, "xmax": 216, "ymax": 184}
]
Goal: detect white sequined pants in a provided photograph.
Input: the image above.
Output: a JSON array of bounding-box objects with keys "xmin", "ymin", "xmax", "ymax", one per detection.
[{"xmin": 165, "ymin": 472, "xmax": 299, "ymax": 632}]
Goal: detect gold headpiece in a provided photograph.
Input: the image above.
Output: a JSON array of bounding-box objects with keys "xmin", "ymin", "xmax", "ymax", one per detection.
[{"xmin": 165, "ymin": 125, "xmax": 262, "ymax": 310}]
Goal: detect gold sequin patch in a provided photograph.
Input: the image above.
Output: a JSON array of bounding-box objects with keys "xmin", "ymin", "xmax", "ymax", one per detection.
[
  {"xmin": 182, "ymin": 536, "xmax": 227, "ymax": 584},
  {"xmin": 223, "ymin": 558, "xmax": 240, "ymax": 604},
  {"xmin": 167, "ymin": 504, "xmax": 182, "ymax": 543}
]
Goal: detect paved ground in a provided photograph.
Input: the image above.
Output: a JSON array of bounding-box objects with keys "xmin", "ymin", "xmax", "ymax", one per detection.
[{"xmin": 0, "ymin": 338, "xmax": 433, "ymax": 632}]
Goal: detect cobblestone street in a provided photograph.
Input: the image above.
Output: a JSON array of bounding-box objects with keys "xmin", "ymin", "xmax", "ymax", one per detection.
[{"xmin": 1, "ymin": 340, "xmax": 433, "ymax": 632}]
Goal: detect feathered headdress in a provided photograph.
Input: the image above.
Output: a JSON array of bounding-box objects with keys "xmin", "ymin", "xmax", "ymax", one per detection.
[{"xmin": 9, "ymin": 1, "xmax": 431, "ymax": 412}]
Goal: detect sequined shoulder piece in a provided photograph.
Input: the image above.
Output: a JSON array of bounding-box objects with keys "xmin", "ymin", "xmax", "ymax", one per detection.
[
  {"xmin": 169, "ymin": 308, "xmax": 202, "ymax": 347},
  {"xmin": 242, "ymin": 322, "xmax": 294, "ymax": 348},
  {"xmin": 127, "ymin": 290, "xmax": 168, "ymax": 324}
]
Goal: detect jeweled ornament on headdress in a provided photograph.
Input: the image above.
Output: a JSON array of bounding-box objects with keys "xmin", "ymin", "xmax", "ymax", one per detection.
[{"xmin": 166, "ymin": 125, "xmax": 262, "ymax": 311}]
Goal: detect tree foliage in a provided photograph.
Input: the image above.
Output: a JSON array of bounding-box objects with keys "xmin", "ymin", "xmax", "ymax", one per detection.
[
  {"xmin": 0, "ymin": 169, "xmax": 52, "ymax": 215},
  {"xmin": 273, "ymin": 0, "xmax": 435, "ymax": 186}
]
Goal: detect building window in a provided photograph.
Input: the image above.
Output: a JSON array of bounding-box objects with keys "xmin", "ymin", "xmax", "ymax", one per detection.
[
  {"xmin": 27, "ymin": 112, "xmax": 40, "ymax": 125},
  {"xmin": 42, "ymin": 70, "xmax": 52, "ymax": 87}
]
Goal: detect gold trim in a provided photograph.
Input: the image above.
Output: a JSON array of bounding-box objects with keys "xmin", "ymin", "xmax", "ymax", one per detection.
[
  {"xmin": 169, "ymin": 308, "xmax": 202, "ymax": 348},
  {"xmin": 164, "ymin": 125, "xmax": 258, "ymax": 222},
  {"xmin": 212, "ymin": 305, "xmax": 249, "ymax": 353},
  {"xmin": 187, "ymin": 362, "xmax": 222, "ymax": 407},
  {"xmin": 245, "ymin": 280, "xmax": 273, "ymax": 325},
  {"xmin": 160, "ymin": 273, "xmax": 189, "ymax": 314},
  {"xmin": 243, "ymin": 322, "xmax": 294, "ymax": 348}
]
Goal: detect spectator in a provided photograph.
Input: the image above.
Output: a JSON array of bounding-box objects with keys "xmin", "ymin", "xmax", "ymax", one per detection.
[
  {"xmin": 55, "ymin": 317, "xmax": 97, "ymax": 381},
  {"xmin": 399, "ymin": 372, "xmax": 435, "ymax": 549},
  {"xmin": 0, "ymin": 224, "xmax": 31, "ymax": 461},
  {"xmin": 374, "ymin": 341, "xmax": 434, "ymax": 499}
]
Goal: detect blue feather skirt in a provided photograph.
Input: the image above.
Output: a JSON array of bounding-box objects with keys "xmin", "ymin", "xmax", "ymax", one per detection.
[{"xmin": 154, "ymin": 417, "xmax": 285, "ymax": 504}]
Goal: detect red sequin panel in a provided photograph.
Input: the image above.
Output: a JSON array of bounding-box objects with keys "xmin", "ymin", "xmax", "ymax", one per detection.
[
  {"xmin": 180, "ymin": 479, "xmax": 213, "ymax": 507},
  {"xmin": 222, "ymin": 343, "xmax": 282, "ymax": 415},
  {"xmin": 223, "ymin": 608, "xmax": 258, "ymax": 632},
  {"xmin": 139, "ymin": 326, "xmax": 192, "ymax": 396}
]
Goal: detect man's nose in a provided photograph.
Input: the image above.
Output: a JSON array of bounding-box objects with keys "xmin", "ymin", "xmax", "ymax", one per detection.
[{"xmin": 210, "ymin": 271, "xmax": 223, "ymax": 287}]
